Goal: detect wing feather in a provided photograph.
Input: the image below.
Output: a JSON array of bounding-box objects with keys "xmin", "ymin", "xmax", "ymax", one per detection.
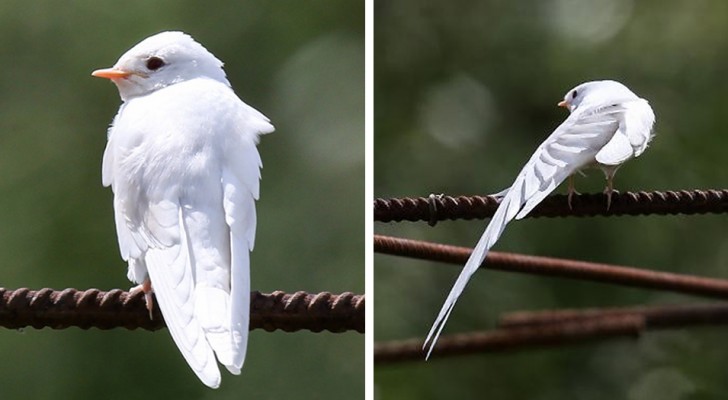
[
  {"xmin": 623, "ymin": 99, "xmax": 656, "ymax": 157},
  {"xmin": 221, "ymin": 145, "xmax": 260, "ymax": 371},
  {"xmin": 424, "ymin": 104, "xmax": 625, "ymax": 357},
  {"xmin": 145, "ymin": 206, "xmax": 221, "ymax": 389},
  {"xmin": 595, "ymin": 130, "xmax": 632, "ymax": 165}
]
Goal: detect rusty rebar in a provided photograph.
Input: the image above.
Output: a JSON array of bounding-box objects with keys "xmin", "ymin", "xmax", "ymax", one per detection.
[
  {"xmin": 499, "ymin": 302, "xmax": 728, "ymax": 330},
  {"xmin": 374, "ymin": 235, "xmax": 728, "ymax": 299},
  {"xmin": 375, "ymin": 315, "xmax": 644, "ymax": 363},
  {"xmin": 374, "ymin": 189, "xmax": 728, "ymax": 223},
  {"xmin": 375, "ymin": 302, "xmax": 728, "ymax": 363},
  {"xmin": 0, "ymin": 288, "xmax": 364, "ymax": 333}
]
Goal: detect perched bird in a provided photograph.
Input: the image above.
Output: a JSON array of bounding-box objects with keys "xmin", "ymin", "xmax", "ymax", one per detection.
[
  {"xmin": 92, "ymin": 31, "xmax": 274, "ymax": 388},
  {"xmin": 424, "ymin": 80, "xmax": 655, "ymax": 358}
]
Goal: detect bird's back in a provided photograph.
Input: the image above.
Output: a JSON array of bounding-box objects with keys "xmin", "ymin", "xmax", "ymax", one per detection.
[{"xmin": 103, "ymin": 77, "xmax": 273, "ymax": 387}]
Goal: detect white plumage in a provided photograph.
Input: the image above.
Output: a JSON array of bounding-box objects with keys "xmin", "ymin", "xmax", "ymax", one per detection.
[
  {"xmin": 424, "ymin": 80, "xmax": 655, "ymax": 358},
  {"xmin": 93, "ymin": 31, "xmax": 274, "ymax": 388}
]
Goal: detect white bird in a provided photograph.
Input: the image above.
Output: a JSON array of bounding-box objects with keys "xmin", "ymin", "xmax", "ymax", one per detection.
[
  {"xmin": 92, "ymin": 31, "xmax": 274, "ymax": 388},
  {"xmin": 424, "ymin": 80, "xmax": 655, "ymax": 358}
]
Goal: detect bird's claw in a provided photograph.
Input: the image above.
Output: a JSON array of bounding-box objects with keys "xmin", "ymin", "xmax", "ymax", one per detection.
[
  {"xmin": 567, "ymin": 188, "xmax": 581, "ymax": 210},
  {"xmin": 603, "ymin": 187, "xmax": 619, "ymax": 211},
  {"xmin": 130, "ymin": 278, "xmax": 154, "ymax": 320},
  {"xmin": 567, "ymin": 176, "xmax": 581, "ymax": 210},
  {"xmin": 489, "ymin": 188, "xmax": 510, "ymax": 200}
]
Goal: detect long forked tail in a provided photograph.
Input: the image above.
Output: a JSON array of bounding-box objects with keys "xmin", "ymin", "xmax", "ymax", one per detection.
[
  {"xmin": 422, "ymin": 115, "xmax": 594, "ymax": 357},
  {"xmin": 422, "ymin": 190, "xmax": 520, "ymax": 359}
]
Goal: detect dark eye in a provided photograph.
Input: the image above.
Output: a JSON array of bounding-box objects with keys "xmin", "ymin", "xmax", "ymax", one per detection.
[
  {"xmin": 146, "ymin": 57, "xmax": 165, "ymax": 71},
  {"xmin": 572, "ymin": 90, "xmax": 578, "ymax": 99}
]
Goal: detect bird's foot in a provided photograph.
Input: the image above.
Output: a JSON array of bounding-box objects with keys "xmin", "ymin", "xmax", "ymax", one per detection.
[
  {"xmin": 567, "ymin": 188, "xmax": 581, "ymax": 210},
  {"xmin": 567, "ymin": 176, "xmax": 581, "ymax": 210},
  {"xmin": 130, "ymin": 278, "xmax": 154, "ymax": 320},
  {"xmin": 603, "ymin": 187, "xmax": 619, "ymax": 210},
  {"xmin": 489, "ymin": 188, "xmax": 510, "ymax": 199}
]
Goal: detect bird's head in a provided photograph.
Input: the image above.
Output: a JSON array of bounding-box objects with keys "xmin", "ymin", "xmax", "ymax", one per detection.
[
  {"xmin": 92, "ymin": 31, "xmax": 229, "ymax": 101},
  {"xmin": 557, "ymin": 80, "xmax": 638, "ymax": 113}
]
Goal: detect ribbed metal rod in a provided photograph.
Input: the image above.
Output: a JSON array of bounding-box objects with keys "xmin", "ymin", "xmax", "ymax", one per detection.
[
  {"xmin": 374, "ymin": 189, "xmax": 728, "ymax": 223},
  {"xmin": 374, "ymin": 235, "xmax": 728, "ymax": 299},
  {"xmin": 498, "ymin": 302, "xmax": 728, "ymax": 330},
  {"xmin": 375, "ymin": 302, "xmax": 728, "ymax": 363},
  {"xmin": 375, "ymin": 315, "xmax": 644, "ymax": 363},
  {"xmin": 0, "ymin": 288, "xmax": 365, "ymax": 333}
]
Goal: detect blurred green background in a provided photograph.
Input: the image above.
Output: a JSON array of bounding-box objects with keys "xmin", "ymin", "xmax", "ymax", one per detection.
[
  {"xmin": 375, "ymin": 1, "xmax": 728, "ymax": 399},
  {"xmin": 0, "ymin": 1, "xmax": 363, "ymax": 399}
]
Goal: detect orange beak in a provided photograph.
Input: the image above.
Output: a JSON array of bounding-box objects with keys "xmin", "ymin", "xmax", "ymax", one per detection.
[
  {"xmin": 91, "ymin": 67, "xmax": 131, "ymax": 80},
  {"xmin": 557, "ymin": 100, "xmax": 569, "ymax": 108}
]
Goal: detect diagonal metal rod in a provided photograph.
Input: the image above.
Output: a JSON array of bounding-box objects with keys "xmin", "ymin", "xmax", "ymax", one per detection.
[
  {"xmin": 374, "ymin": 189, "xmax": 728, "ymax": 223},
  {"xmin": 374, "ymin": 234, "xmax": 728, "ymax": 299},
  {"xmin": 498, "ymin": 302, "xmax": 728, "ymax": 329},
  {"xmin": 375, "ymin": 316, "xmax": 643, "ymax": 363},
  {"xmin": 0, "ymin": 288, "xmax": 365, "ymax": 333},
  {"xmin": 374, "ymin": 302, "xmax": 728, "ymax": 363}
]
